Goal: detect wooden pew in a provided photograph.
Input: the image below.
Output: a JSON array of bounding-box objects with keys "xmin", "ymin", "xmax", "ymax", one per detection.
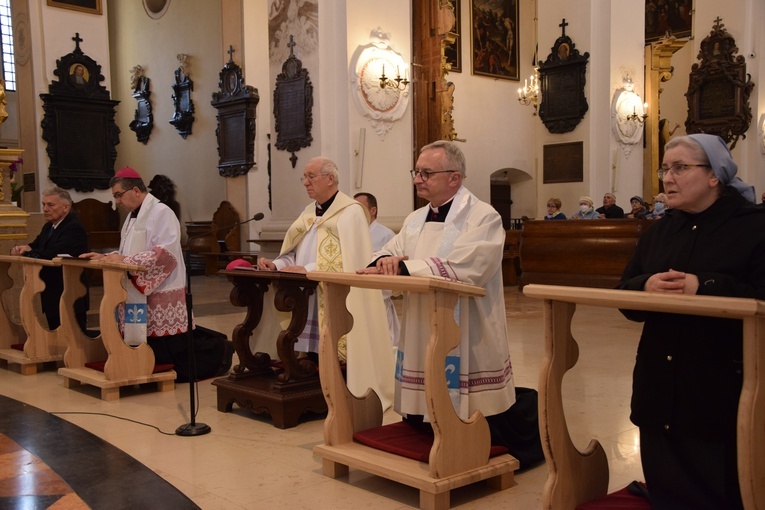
[
  {"xmin": 307, "ymin": 271, "xmax": 518, "ymax": 510},
  {"xmin": 519, "ymin": 219, "xmax": 652, "ymax": 289},
  {"xmin": 57, "ymin": 258, "xmax": 176, "ymax": 401},
  {"xmin": 523, "ymin": 284, "xmax": 765, "ymax": 509},
  {"xmin": 0, "ymin": 255, "xmax": 65, "ymax": 375}
]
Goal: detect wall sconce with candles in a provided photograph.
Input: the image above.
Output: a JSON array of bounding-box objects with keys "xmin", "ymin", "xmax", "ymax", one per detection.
[
  {"xmin": 517, "ymin": 70, "xmax": 540, "ymax": 114},
  {"xmin": 379, "ymin": 64, "xmax": 409, "ymax": 90},
  {"xmin": 626, "ymin": 102, "xmax": 648, "ymax": 124},
  {"xmin": 611, "ymin": 73, "xmax": 648, "ymax": 157}
]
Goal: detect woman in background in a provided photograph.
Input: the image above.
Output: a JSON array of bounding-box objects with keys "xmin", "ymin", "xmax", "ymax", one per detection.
[{"xmin": 544, "ymin": 198, "xmax": 566, "ymax": 220}]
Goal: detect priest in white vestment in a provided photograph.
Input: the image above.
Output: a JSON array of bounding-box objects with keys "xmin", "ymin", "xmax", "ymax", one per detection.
[
  {"xmin": 354, "ymin": 192, "xmax": 400, "ymax": 347},
  {"xmin": 258, "ymin": 157, "xmax": 395, "ymax": 409},
  {"xmin": 358, "ymin": 141, "xmax": 516, "ymax": 425},
  {"xmin": 82, "ymin": 167, "xmax": 230, "ymax": 381}
]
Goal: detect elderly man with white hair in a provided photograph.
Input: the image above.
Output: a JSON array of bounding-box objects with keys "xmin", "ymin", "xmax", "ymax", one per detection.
[{"xmin": 258, "ymin": 156, "xmax": 395, "ymax": 410}]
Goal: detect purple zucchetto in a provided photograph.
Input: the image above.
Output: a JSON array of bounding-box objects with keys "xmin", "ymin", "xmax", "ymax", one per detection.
[{"xmin": 687, "ymin": 134, "xmax": 755, "ymax": 203}]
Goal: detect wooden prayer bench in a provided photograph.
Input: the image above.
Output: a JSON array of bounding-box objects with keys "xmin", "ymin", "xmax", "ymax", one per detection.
[
  {"xmin": 523, "ymin": 284, "xmax": 765, "ymax": 509},
  {"xmin": 519, "ymin": 219, "xmax": 652, "ymax": 289},
  {"xmin": 56, "ymin": 258, "xmax": 176, "ymax": 401},
  {"xmin": 307, "ymin": 271, "xmax": 519, "ymax": 510},
  {"xmin": 186, "ymin": 201, "xmax": 258, "ymax": 275},
  {"xmin": 0, "ymin": 255, "xmax": 63, "ymax": 375}
]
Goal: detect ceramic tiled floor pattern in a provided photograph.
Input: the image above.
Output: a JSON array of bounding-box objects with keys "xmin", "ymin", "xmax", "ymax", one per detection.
[{"xmin": 0, "ymin": 275, "xmax": 644, "ymax": 509}]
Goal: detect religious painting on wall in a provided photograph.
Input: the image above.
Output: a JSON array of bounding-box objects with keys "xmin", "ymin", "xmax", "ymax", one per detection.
[
  {"xmin": 470, "ymin": 0, "xmax": 518, "ymax": 80},
  {"xmin": 46, "ymin": 0, "xmax": 102, "ymax": 15},
  {"xmin": 645, "ymin": 0, "xmax": 693, "ymax": 42},
  {"xmin": 444, "ymin": 0, "xmax": 462, "ymax": 73}
]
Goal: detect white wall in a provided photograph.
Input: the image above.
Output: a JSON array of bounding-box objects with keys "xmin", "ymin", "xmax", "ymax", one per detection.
[{"xmin": 107, "ymin": 0, "xmax": 224, "ymax": 224}]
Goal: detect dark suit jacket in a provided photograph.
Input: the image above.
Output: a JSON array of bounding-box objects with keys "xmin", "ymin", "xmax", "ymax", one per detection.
[{"xmin": 26, "ymin": 213, "xmax": 89, "ymax": 330}]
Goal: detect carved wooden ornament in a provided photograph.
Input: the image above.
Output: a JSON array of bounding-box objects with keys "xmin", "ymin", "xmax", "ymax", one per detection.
[
  {"xmin": 273, "ymin": 35, "xmax": 313, "ymax": 168},
  {"xmin": 211, "ymin": 46, "xmax": 260, "ymax": 177},
  {"xmin": 40, "ymin": 32, "xmax": 120, "ymax": 192},
  {"xmin": 538, "ymin": 19, "xmax": 589, "ymax": 134},
  {"xmin": 685, "ymin": 17, "xmax": 754, "ymax": 149}
]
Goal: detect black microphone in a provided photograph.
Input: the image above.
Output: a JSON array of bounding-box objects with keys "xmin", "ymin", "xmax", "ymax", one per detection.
[
  {"xmin": 177, "ymin": 211, "xmax": 264, "ymax": 437},
  {"xmin": 186, "ymin": 212, "xmax": 265, "ymax": 244}
]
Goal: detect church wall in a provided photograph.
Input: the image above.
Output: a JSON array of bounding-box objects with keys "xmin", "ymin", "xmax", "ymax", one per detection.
[
  {"xmin": 28, "ymin": 0, "xmax": 111, "ymax": 205},
  {"xmin": 243, "ymin": 0, "xmax": 271, "ymax": 240},
  {"xmin": 608, "ymin": 1, "xmax": 646, "ymax": 210},
  {"xmin": 534, "ymin": 0, "xmax": 594, "ymax": 219},
  {"xmin": 106, "ymin": 0, "xmax": 225, "ymax": 226},
  {"xmin": 345, "ymin": 0, "xmax": 412, "ymax": 228},
  {"xmin": 447, "ymin": 0, "xmax": 536, "ymax": 218}
]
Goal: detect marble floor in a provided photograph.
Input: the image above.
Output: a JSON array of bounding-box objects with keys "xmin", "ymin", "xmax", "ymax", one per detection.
[{"xmin": 0, "ymin": 275, "xmax": 645, "ymax": 509}]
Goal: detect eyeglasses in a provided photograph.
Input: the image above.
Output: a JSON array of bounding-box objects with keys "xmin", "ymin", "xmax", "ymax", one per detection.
[
  {"xmin": 300, "ymin": 173, "xmax": 326, "ymax": 183},
  {"xmin": 112, "ymin": 188, "xmax": 133, "ymax": 199},
  {"xmin": 657, "ymin": 163, "xmax": 711, "ymax": 181},
  {"xmin": 410, "ymin": 169, "xmax": 457, "ymax": 181}
]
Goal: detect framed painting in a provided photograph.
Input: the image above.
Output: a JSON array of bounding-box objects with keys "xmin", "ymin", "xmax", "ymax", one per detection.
[
  {"xmin": 470, "ymin": 0, "xmax": 519, "ymax": 80},
  {"xmin": 444, "ymin": 0, "xmax": 462, "ymax": 73},
  {"xmin": 47, "ymin": 0, "xmax": 102, "ymax": 15},
  {"xmin": 645, "ymin": 0, "xmax": 692, "ymax": 42}
]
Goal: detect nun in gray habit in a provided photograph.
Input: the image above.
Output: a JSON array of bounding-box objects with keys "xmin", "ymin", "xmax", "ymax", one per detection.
[{"xmin": 617, "ymin": 134, "xmax": 765, "ymax": 510}]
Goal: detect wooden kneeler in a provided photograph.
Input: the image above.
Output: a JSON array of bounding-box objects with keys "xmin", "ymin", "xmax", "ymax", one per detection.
[
  {"xmin": 307, "ymin": 272, "xmax": 519, "ymax": 510},
  {"xmin": 57, "ymin": 258, "xmax": 176, "ymax": 401},
  {"xmin": 0, "ymin": 255, "xmax": 64, "ymax": 375},
  {"xmin": 523, "ymin": 285, "xmax": 765, "ymax": 510}
]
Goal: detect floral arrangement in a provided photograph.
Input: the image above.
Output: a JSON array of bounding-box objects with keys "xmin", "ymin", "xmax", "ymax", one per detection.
[{"xmin": 9, "ymin": 157, "xmax": 22, "ymax": 203}]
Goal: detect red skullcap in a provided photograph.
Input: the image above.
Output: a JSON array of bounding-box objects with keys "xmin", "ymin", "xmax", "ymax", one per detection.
[
  {"xmin": 115, "ymin": 166, "xmax": 141, "ymax": 179},
  {"xmin": 226, "ymin": 259, "xmax": 254, "ymax": 271}
]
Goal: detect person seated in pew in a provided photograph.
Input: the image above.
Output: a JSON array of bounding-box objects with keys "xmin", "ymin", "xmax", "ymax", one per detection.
[
  {"xmin": 354, "ymin": 191, "xmax": 400, "ymax": 347},
  {"xmin": 617, "ymin": 134, "xmax": 765, "ymax": 509},
  {"xmin": 596, "ymin": 192, "xmax": 625, "ymax": 218},
  {"xmin": 11, "ymin": 187, "xmax": 88, "ymax": 332},
  {"xmin": 646, "ymin": 192, "xmax": 667, "ymax": 219},
  {"xmin": 544, "ymin": 197, "xmax": 566, "ymax": 220},
  {"xmin": 570, "ymin": 196, "xmax": 600, "ymax": 219},
  {"xmin": 80, "ymin": 167, "xmax": 233, "ymax": 382},
  {"xmin": 256, "ymin": 157, "xmax": 395, "ymax": 409},
  {"xmin": 357, "ymin": 141, "xmax": 542, "ymax": 467},
  {"xmin": 626, "ymin": 195, "xmax": 648, "ymax": 219}
]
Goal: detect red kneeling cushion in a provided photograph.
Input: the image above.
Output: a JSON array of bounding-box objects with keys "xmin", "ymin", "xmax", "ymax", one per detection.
[
  {"xmin": 575, "ymin": 485, "xmax": 652, "ymax": 510},
  {"xmin": 354, "ymin": 420, "xmax": 508, "ymax": 463},
  {"xmin": 10, "ymin": 343, "xmax": 24, "ymax": 351},
  {"xmin": 84, "ymin": 360, "xmax": 174, "ymax": 374}
]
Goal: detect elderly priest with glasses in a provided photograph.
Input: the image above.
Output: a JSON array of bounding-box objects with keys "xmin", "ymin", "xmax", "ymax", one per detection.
[{"xmin": 257, "ymin": 156, "xmax": 395, "ymax": 410}]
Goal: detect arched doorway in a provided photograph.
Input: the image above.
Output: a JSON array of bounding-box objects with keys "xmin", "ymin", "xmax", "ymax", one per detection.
[{"xmin": 490, "ymin": 167, "xmax": 533, "ymax": 228}]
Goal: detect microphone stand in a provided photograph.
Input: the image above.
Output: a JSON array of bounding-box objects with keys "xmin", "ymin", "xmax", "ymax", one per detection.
[{"xmin": 176, "ymin": 213, "xmax": 264, "ymax": 437}]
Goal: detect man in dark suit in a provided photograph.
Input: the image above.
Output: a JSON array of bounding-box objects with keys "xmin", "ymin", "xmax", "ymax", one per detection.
[{"xmin": 11, "ymin": 187, "xmax": 89, "ymax": 331}]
